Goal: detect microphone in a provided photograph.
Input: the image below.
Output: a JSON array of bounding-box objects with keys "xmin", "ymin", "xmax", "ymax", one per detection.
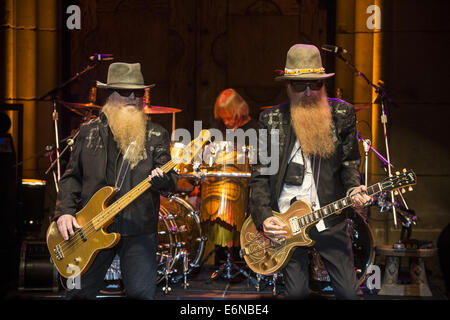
[
  {"xmin": 89, "ymin": 53, "xmax": 114, "ymax": 61},
  {"xmin": 321, "ymin": 44, "xmax": 348, "ymax": 55}
]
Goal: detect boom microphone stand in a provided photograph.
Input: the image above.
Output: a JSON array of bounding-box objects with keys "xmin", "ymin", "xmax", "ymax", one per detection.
[{"xmin": 37, "ymin": 58, "xmax": 106, "ymax": 191}]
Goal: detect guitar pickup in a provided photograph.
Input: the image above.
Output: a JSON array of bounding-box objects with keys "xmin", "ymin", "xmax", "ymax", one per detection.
[
  {"xmin": 79, "ymin": 229, "xmax": 87, "ymax": 242},
  {"xmin": 289, "ymin": 217, "xmax": 301, "ymax": 235}
]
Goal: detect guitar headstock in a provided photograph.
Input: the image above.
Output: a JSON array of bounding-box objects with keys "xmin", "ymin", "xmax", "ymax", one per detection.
[
  {"xmin": 172, "ymin": 129, "xmax": 211, "ymax": 165},
  {"xmin": 380, "ymin": 169, "xmax": 417, "ymax": 194}
]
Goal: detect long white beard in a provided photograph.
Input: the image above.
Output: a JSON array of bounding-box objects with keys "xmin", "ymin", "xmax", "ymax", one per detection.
[{"xmin": 102, "ymin": 97, "xmax": 147, "ymax": 169}]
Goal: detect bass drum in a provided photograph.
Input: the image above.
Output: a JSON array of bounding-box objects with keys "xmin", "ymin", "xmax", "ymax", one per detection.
[
  {"xmin": 156, "ymin": 195, "xmax": 206, "ymax": 284},
  {"xmin": 309, "ymin": 212, "xmax": 375, "ymax": 295}
]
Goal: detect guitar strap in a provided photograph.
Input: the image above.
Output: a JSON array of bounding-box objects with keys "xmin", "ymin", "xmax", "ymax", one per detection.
[{"xmin": 114, "ymin": 142, "xmax": 136, "ymax": 191}]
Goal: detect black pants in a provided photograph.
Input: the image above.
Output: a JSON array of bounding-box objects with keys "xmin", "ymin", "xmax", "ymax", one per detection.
[
  {"xmin": 64, "ymin": 233, "xmax": 158, "ymax": 300},
  {"xmin": 282, "ymin": 220, "xmax": 360, "ymax": 300}
]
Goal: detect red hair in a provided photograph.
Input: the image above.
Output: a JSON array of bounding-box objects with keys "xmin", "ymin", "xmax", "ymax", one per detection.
[{"xmin": 214, "ymin": 89, "xmax": 250, "ymax": 127}]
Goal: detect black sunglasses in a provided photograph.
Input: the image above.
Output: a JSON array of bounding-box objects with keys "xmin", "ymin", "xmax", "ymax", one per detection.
[
  {"xmin": 110, "ymin": 89, "xmax": 145, "ymax": 98},
  {"xmin": 290, "ymin": 80, "xmax": 324, "ymax": 92}
]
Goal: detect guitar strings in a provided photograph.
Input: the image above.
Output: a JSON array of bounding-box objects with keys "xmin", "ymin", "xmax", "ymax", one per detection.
[
  {"xmin": 242, "ymin": 191, "xmax": 378, "ymax": 259},
  {"xmin": 57, "ymin": 161, "xmax": 174, "ymax": 254},
  {"xmin": 57, "ymin": 166, "xmax": 166, "ymax": 254},
  {"xmin": 57, "ymin": 175, "xmax": 153, "ymax": 254}
]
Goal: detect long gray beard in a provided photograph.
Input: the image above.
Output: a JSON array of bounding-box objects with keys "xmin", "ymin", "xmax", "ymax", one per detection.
[
  {"xmin": 102, "ymin": 99, "xmax": 147, "ymax": 169},
  {"xmin": 288, "ymin": 86, "xmax": 336, "ymax": 158}
]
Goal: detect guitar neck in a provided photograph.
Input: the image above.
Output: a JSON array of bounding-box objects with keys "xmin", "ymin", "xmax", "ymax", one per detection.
[
  {"xmin": 92, "ymin": 159, "xmax": 176, "ymax": 230},
  {"xmin": 292, "ymin": 183, "xmax": 382, "ymax": 228}
]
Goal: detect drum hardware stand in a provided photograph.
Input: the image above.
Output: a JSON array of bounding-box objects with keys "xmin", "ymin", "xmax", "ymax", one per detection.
[
  {"xmin": 251, "ymin": 273, "xmax": 280, "ymax": 295},
  {"xmin": 206, "ymin": 248, "xmax": 258, "ymax": 289},
  {"xmin": 162, "ymin": 253, "xmax": 174, "ymax": 294},
  {"xmin": 272, "ymin": 273, "xmax": 279, "ymax": 296},
  {"xmin": 331, "ymin": 49, "xmax": 405, "ymax": 229},
  {"xmin": 37, "ymin": 58, "xmax": 102, "ymax": 192},
  {"xmin": 181, "ymin": 249, "xmax": 190, "ymax": 289}
]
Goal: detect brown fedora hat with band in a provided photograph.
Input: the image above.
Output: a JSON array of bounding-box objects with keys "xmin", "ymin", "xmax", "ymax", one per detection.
[
  {"xmin": 275, "ymin": 44, "xmax": 334, "ymax": 81},
  {"xmin": 96, "ymin": 62, "xmax": 155, "ymax": 90}
]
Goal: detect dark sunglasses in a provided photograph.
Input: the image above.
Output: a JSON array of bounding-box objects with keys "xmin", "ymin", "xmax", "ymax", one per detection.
[
  {"xmin": 111, "ymin": 89, "xmax": 145, "ymax": 98},
  {"xmin": 290, "ymin": 80, "xmax": 324, "ymax": 92}
]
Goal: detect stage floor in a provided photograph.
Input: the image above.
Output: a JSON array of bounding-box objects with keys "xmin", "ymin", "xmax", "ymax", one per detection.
[{"xmin": 7, "ymin": 264, "xmax": 448, "ymax": 301}]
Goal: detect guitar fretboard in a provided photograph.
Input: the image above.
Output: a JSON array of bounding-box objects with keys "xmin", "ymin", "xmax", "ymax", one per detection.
[
  {"xmin": 91, "ymin": 160, "xmax": 177, "ymax": 230},
  {"xmin": 290, "ymin": 183, "xmax": 382, "ymax": 231}
]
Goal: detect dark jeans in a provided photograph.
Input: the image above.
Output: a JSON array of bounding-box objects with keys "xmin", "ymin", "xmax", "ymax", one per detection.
[
  {"xmin": 282, "ymin": 220, "xmax": 360, "ymax": 300},
  {"xmin": 65, "ymin": 233, "xmax": 158, "ymax": 300}
]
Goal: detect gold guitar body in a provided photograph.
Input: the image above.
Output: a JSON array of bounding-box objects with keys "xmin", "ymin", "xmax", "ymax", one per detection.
[
  {"xmin": 240, "ymin": 200, "xmax": 332, "ymax": 275},
  {"xmin": 46, "ymin": 186, "xmax": 120, "ymax": 279}
]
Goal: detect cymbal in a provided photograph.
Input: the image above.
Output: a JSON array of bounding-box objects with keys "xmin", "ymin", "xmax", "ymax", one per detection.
[
  {"xmin": 58, "ymin": 100, "xmax": 102, "ymax": 110},
  {"xmin": 143, "ymin": 105, "xmax": 182, "ymax": 114}
]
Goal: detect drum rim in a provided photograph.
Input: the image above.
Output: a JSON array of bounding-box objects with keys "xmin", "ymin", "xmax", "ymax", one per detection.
[{"xmin": 156, "ymin": 195, "xmax": 206, "ymax": 283}]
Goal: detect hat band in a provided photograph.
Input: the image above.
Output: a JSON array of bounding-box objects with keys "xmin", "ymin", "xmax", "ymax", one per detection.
[
  {"xmin": 107, "ymin": 82, "xmax": 144, "ymax": 86},
  {"xmin": 284, "ymin": 67, "xmax": 325, "ymax": 75}
]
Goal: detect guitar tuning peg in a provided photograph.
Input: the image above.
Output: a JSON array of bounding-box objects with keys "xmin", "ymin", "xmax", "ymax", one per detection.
[
  {"xmin": 396, "ymin": 171, "xmax": 400, "ymax": 175},
  {"xmin": 401, "ymin": 188, "xmax": 406, "ymax": 194},
  {"xmin": 408, "ymin": 186, "xmax": 413, "ymax": 191}
]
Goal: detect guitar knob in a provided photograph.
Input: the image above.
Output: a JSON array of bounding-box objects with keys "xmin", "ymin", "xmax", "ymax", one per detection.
[
  {"xmin": 396, "ymin": 171, "xmax": 400, "ymax": 175},
  {"xmin": 408, "ymin": 186, "xmax": 413, "ymax": 191},
  {"xmin": 403, "ymin": 168, "xmax": 407, "ymax": 173},
  {"xmin": 401, "ymin": 188, "xmax": 406, "ymax": 194},
  {"xmin": 394, "ymin": 190, "xmax": 399, "ymax": 196},
  {"xmin": 74, "ymin": 257, "xmax": 82, "ymax": 264}
]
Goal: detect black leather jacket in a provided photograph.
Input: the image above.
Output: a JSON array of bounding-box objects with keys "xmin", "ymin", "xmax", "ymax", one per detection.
[
  {"xmin": 248, "ymin": 99, "xmax": 361, "ymax": 231},
  {"xmin": 53, "ymin": 113, "xmax": 177, "ymax": 236}
]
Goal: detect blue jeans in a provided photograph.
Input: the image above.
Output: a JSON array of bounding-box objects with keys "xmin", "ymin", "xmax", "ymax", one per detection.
[{"xmin": 65, "ymin": 233, "xmax": 158, "ymax": 300}]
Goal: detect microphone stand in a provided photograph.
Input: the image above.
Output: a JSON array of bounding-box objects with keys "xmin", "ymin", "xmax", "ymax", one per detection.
[
  {"xmin": 45, "ymin": 129, "xmax": 80, "ymax": 178},
  {"xmin": 334, "ymin": 51, "xmax": 403, "ymax": 229},
  {"xmin": 38, "ymin": 61, "xmax": 100, "ymax": 191},
  {"xmin": 357, "ymin": 131, "xmax": 394, "ymax": 172}
]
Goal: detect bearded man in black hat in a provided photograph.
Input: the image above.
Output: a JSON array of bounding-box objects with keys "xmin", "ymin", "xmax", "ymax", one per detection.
[
  {"xmin": 53, "ymin": 62, "xmax": 177, "ymax": 299},
  {"xmin": 248, "ymin": 44, "xmax": 371, "ymax": 299}
]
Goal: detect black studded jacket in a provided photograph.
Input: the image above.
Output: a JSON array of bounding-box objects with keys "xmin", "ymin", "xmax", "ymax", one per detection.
[
  {"xmin": 248, "ymin": 99, "xmax": 361, "ymax": 231},
  {"xmin": 53, "ymin": 113, "xmax": 177, "ymax": 236}
]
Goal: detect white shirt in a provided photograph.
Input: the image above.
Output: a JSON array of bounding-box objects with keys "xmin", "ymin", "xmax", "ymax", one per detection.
[{"xmin": 278, "ymin": 140, "xmax": 321, "ymax": 213}]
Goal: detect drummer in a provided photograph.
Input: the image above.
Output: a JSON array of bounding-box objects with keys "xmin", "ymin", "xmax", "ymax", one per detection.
[
  {"xmin": 212, "ymin": 88, "xmax": 257, "ymax": 134},
  {"xmin": 202, "ymin": 89, "xmax": 257, "ymax": 261}
]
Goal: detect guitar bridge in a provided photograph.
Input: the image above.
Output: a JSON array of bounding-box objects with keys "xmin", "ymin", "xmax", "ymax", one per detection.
[{"xmin": 54, "ymin": 244, "xmax": 64, "ymax": 261}]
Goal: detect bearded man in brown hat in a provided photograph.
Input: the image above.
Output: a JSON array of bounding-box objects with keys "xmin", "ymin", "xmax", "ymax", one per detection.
[
  {"xmin": 53, "ymin": 62, "xmax": 177, "ymax": 299},
  {"xmin": 248, "ymin": 44, "xmax": 371, "ymax": 299}
]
